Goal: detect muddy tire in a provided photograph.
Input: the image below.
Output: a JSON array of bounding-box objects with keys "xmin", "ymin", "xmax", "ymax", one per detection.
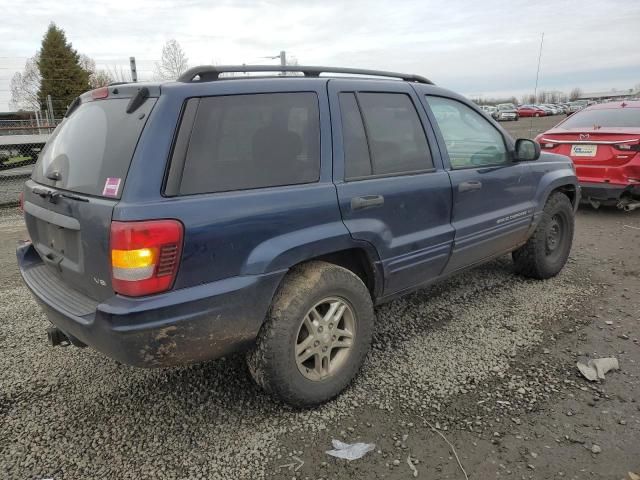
[
  {"xmin": 246, "ymin": 261, "xmax": 374, "ymax": 407},
  {"xmin": 512, "ymin": 192, "xmax": 574, "ymax": 279}
]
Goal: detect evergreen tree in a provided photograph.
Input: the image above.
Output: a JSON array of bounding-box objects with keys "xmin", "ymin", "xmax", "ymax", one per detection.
[{"xmin": 37, "ymin": 23, "xmax": 90, "ymax": 117}]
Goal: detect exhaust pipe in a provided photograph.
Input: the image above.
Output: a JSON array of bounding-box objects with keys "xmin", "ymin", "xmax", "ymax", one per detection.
[
  {"xmin": 617, "ymin": 198, "xmax": 640, "ymax": 212},
  {"xmin": 47, "ymin": 326, "xmax": 71, "ymax": 347},
  {"xmin": 46, "ymin": 327, "xmax": 86, "ymax": 348}
]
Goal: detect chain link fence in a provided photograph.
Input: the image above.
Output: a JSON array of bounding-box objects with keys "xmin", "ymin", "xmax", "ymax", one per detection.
[{"xmin": 0, "ymin": 128, "xmax": 55, "ymax": 207}]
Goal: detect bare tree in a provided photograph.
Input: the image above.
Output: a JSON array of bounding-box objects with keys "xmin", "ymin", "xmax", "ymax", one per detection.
[
  {"xmin": 9, "ymin": 56, "xmax": 41, "ymax": 111},
  {"xmin": 154, "ymin": 39, "xmax": 189, "ymax": 80},
  {"xmin": 79, "ymin": 54, "xmax": 114, "ymax": 88},
  {"xmin": 569, "ymin": 87, "xmax": 583, "ymax": 101},
  {"xmin": 106, "ymin": 65, "xmax": 132, "ymax": 83}
]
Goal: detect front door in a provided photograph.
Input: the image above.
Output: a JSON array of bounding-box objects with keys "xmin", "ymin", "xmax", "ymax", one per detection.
[
  {"xmin": 422, "ymin": 95, "xmax": 536, "ymax": 273},
  {"xmin": 328, "ymin": 80, "xmax": 455, "ymax": 296}
]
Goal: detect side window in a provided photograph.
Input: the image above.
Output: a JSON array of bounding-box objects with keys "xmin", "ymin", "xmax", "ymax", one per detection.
[
  {"xmin": 339, "ymin": 93, "xmax": 372, "ymax": 178},
  {"xmin": 178, "ymin": 92, "xmax": 320, "ymax": 195},
  {"xmin": 358, "ymin": 93, "xmax": 433, "ymax": 176},
  {"xmin": 339, "ymin": 92, "xmax": 433, "ymax": 180},
  {"xmin": 426, "ymin": 96, "xmax": 508, "ymax": 169}
]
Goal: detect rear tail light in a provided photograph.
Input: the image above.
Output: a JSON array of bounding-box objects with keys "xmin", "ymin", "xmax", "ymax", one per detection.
[
  {"xmin": 614, "ymin": 143, "xmax": 640, "ymax": 152},
  {"xmin": 110, "ymin": 220, "xmax": 183, "ymax": 297},
  {"xmin": 541, "ymin": 142, "xmax": 558, "ymax": 149}
]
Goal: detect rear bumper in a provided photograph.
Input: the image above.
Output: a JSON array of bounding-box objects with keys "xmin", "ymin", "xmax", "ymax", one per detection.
[
  {"xmin": 579, "ymin": 181, "xmax": 640, "ymax": 202},
  {"xmin": 17, "ymin": 242, "xmax": 283, "ymax": 367}
]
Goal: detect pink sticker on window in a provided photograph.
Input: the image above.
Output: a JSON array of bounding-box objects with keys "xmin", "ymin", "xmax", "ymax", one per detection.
[{"xmin": 102, "ymin": 177, "xmax": 122, "ymax": 197}]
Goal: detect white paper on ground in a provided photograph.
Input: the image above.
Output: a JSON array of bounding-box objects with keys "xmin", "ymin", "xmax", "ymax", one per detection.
[{"xmin": 326, "ymin": 439, "xmax": 376, "ymax": 460}]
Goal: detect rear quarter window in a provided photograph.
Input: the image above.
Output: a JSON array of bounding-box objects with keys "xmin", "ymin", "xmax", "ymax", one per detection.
[{"xmin": 176, "ymin": 92, "xmax": 321, "ymax": 195}]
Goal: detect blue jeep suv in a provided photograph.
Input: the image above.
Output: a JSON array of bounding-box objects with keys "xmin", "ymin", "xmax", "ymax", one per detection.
[{"xmin": 17, "ymin": 65, "xmax": 579, "ymax": 407}]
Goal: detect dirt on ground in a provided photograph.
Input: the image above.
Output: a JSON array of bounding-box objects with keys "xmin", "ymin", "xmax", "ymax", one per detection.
[{"xmin": 0, "ymin": 115, "xmax": 638, "ymax": 480}]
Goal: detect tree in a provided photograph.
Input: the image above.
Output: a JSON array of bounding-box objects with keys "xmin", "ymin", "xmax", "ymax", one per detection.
[
  {"xmin": 37, "ymin": 23, "xmax": 90, "ymax": 117},
  {"xmin": 569, "ymin": 87, "xmax": 583, "ymax": 101},
  {"xmin": 154, "ymin": 39, "xmax": 189, "ymax": 80},
  {"xmin": 79, "ymin": 54, "xmax": 114, "ymax": 88},
  {"xmin": 9, "ymin": 55, "xmax": 41, "ymax": 111}
]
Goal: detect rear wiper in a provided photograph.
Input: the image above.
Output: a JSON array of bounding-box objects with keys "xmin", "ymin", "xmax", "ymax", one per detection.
[{"xmin": 32, "ymin": 187, "xmax": 89, "ymax": 203}]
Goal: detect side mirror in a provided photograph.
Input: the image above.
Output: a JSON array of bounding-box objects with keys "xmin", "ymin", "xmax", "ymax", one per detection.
[{"xmin": 514, "ymin": 138, "xmax": 541, "ymax": 161}]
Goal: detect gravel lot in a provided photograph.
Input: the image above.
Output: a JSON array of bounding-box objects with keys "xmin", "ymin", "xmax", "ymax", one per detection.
[{"xmin": 1, "ymin": 115, "xmax": 638, "ymax": 479}]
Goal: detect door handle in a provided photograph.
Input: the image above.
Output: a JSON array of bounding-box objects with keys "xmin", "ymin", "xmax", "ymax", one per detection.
[
  {"xmin": 351, "ymin": 195, "xmax": 385, "ymax": 210},
  {"xmin": 458, "ymin": 181, "xmax": 482, "ymax": 192}
]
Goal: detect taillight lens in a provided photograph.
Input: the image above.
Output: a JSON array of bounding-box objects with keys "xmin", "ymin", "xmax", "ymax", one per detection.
[
  {"xmin": 614, "ymin": 143, "xmax": 640, "ymax": 152},
  {"xmin": 541, "ymin": 142, "xmax": 558, "ymax": 149},
  {"xmin": 110, "ymin": 220, "xmax": 183, "ymax": 297}
]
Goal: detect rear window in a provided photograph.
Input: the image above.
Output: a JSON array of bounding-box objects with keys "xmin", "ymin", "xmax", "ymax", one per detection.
[
  {"xmin": 561, "ymin": 107, "xmax": 640, "ymax": 128},
  {"xmin": 177, "ymin": 92, "xmax": 320, "ymax": 195},
  {"xmin": 32, "ymin": 98, "xmax": 156, "ymax": 198}
]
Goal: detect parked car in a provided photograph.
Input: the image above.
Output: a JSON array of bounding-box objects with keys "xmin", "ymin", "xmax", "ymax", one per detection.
[
  {"xmin": 542, "ymin": 104, "xmax": 562, "ymax": 115},
  {"xmin": 518, "ymin": 105, "xmax": 546, "ymax": 117},
  {"xmin": 495, "ymin": 103, "xmax": 519, "ymax": 121},
  {"xmin": 17, "ymin": 65, "xmax": 579, "ymax": 407},
  {"xmin": 536, "ymin": 100, "xmax": 640, "ymax": 210},
  {"xmin": 566, "ymin": 101, "xmax": 586, "ymax": 115},
  {"xmin": 481, "ymin": 105, "xmax": 499, "ymax": 120}
]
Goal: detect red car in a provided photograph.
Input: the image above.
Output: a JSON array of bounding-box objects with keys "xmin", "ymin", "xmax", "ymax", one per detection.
[
  {"xmin": 518, "ymin": 105, "xmax": 546, "ymax": 117},
  {"xmin": 535, "ymin": 101, "xmax": 640, "ymax": 209}
]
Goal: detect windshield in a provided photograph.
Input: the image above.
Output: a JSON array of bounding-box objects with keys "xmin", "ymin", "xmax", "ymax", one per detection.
[
  {"xmin": 561, "ymin": 107, "xmax": 640, "ymax": 128},
  {"xmin": 32, "ymin": 98, "xmax": 156, "ymax": 198}
]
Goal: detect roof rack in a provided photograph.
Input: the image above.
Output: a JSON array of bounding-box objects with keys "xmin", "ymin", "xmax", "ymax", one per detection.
[{"xmin": 177, "ymin": 65, "xmax": 433, "ymax": 85}]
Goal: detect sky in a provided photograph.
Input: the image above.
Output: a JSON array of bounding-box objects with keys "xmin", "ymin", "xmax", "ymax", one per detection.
[{"xmin": 1, "ymin": 0, "xmax": 640, "ymax": 111}]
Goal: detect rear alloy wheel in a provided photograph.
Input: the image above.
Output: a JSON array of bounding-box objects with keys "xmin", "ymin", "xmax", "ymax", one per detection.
[
  {"xmin": 247, "ymin": 261, "xmax": 373, "ymax": 407},
  {"xmin": 512, "ymin": 192, "xmax": 574, "ymax": 279},
  {"xmin": 295, "ymin": 297, "xmax": 356, "ymax": 381}
]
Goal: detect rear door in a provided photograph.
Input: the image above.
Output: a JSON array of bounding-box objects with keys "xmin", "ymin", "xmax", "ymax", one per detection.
[
  {"xmin": 328, "ymin": 80, "xmax": 454, "ymax": 296},
  {"xmin": 23, "ymin": 90, "xmax": 157, "ymax": 301},
  {"xmin": 422, "ymin": 95, "xmax": 535, "ymax": 273}
]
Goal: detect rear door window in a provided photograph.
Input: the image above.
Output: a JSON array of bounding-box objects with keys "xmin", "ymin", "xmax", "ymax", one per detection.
[
  {"xmin": 177, "ymin": 92, "xmax": 320, "ymax": 195},
  {"xmin": 357, "ymin": 93, "xmax": 433, "ymax": 176},
  {"xmin": 32, "ymin": 98, "xmax": 156, "ymax": 198}
]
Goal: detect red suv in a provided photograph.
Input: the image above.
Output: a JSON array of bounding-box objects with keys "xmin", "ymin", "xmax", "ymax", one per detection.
[{"xmin": 536, "ymin": 101, "xmax": 640, "ymax": 209}]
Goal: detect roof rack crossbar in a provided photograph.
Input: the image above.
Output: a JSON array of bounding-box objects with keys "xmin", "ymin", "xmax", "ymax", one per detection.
[{"xmin": 177, "ymin": 65, "xmax": 433, "ymax": 85}]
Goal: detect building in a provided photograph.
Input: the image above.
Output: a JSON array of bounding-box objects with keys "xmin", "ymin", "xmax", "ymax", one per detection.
[{"xmin": 578, "ymin": 88, "xmax": 640, "ymax": 102}]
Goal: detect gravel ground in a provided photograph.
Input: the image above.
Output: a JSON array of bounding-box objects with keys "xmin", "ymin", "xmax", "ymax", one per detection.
[
  {"xmin": 1, "ymin": 116, "xmax": 638, "ymax": 480},
  {"xmin": 0, "ymin": 170, "xmax": 30, "ymax": 207}
]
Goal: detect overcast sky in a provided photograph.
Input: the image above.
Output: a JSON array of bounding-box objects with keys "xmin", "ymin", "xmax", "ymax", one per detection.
[{"xmin": 1, "ymin": 0, "xmax": 639, "ymax": 111}]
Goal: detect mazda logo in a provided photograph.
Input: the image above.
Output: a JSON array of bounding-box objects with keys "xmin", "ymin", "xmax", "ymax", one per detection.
[{"xmin": 579, "ymin": 133, "xmax": 590, "ymax": 140}]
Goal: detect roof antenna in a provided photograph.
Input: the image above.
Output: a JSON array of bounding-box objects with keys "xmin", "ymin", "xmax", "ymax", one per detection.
[{"xmin": 530, "ymin": 32, "xmax": 545, "ymax": 139}]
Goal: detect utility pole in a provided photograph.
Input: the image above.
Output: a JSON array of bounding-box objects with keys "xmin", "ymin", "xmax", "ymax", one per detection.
[
  {"xmin": 46, "ymin": 95, "xmax": 55, "ymax": 126},
  {"xmin": 129, "ymin": 56, "xmax": 138, "ymax": 82},
  {"xmin": 279, "ymin": 50, "xmax": 286, "ymax": 68}
]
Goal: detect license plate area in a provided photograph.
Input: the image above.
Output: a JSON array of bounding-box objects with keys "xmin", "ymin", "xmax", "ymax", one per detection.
[{"xmin": 571, "ymin": 144, "xmax": 597, "ymax": 157}]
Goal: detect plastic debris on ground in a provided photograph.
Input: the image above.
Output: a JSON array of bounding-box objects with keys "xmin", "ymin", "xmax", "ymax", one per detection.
[
  {"xmin": 325, "ymin": 439, "xmax": 376, "ymax": 460},
  {"xmin": 576, "ymin": 357, "xmax": 619, "ymax": 381}
]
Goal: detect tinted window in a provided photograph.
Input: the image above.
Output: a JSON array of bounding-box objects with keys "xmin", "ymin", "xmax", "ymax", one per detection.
[
  {"xmin": 179, "ymin": 93, "xmax": 320, "ymax": 195},
  {"xmin": 32, "ymin": 98, "xmax": 156, "ymax": 198},
  {"xmin": 560, "ymin": 107, "xmax": 640, "ymax": 128},
  {"xmin": 339, "ymin": 93, "xmax": 372, "ymax": 178},
  {"xmin": 427, "ymin": 96, "xmax": 508, "ymax": 169},
  {"xmin": 357, "ymin": 93, "xmax": 433, "ymax": 176}
]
